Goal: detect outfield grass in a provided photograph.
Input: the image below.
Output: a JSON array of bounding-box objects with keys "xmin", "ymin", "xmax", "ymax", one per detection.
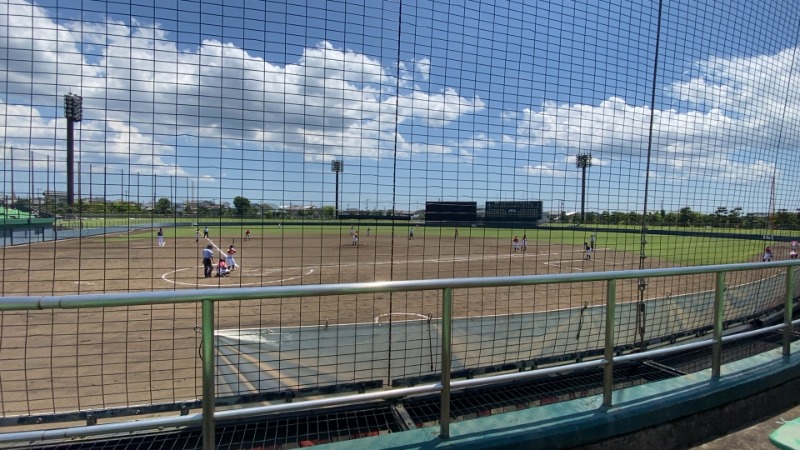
[
  {"xmin": 537, "ymin": 229, "xmax": 762, "ymax": 265},
  {"xmin": 83, "ymin": 218, "xmax": 784, "ymax": 265}
]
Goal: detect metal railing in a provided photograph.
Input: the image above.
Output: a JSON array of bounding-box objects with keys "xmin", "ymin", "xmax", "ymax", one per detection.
[{"xmin": 0, "ymin": 260, "xmax": 798, "ymax": 449}]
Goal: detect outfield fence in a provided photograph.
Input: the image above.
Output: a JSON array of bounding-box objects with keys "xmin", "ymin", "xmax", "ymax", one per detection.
[{"xmin": 0, "ymin": 260, "xmax": 797, "ymax": 448}]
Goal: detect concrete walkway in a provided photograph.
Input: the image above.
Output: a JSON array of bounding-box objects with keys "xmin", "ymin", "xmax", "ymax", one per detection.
[
  {"xmin": 691, "ymin": 402, "xmax": 800, "ymax": 450},
  {"xmin": 573, "ymin": 368, "xmax": 800, "ymax": 450}
]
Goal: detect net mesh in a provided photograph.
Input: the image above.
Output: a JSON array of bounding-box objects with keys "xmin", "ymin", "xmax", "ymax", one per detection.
[{"xmin": 0, "ymin": 0, "xmax": 799, "ymax": 426}]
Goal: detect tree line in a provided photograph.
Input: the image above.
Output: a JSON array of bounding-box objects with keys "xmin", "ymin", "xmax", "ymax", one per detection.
[
  {"xmin": 564, "ymin": 207, "xmax": 793, "ymax": 229},
  {"xmin": 14, "ymin": 195, "xmax": 795, "ymax": 229}
]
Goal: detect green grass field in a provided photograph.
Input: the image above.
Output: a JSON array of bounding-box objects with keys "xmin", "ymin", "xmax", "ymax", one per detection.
[{"xmin": 103, "ymin": 221, "xmax": 784, "ymax": 267}]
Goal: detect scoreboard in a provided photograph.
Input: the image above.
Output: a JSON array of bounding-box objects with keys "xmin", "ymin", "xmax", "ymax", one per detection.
[
  {"xmin": 484, "ymin": 201, "xmax": 543, "ymax": 225},
  {"xmin": 425, "ymin": 201, "xmax": 477, "ymax": 224}
]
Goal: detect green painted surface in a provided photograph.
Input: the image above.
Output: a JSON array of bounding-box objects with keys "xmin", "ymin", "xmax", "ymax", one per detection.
[{"xmin": 770, "ymin": 419, "xmax": 800, "ymax": 450}]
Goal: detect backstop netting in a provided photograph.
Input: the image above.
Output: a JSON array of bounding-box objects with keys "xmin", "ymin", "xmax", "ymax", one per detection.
[{"xmin": 1, "ymin": 0, "xmax": 800, "ymax": 427}]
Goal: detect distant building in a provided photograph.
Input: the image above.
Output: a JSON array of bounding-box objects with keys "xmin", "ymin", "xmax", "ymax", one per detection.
[{"xmin": 43, "ymin": 191, "xmax": 69, "ymax": 204}]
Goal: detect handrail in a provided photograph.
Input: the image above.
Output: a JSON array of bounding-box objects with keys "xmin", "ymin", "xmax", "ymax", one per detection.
[
  {"xmin": 0, "ymin": 260, "xmax": 794, "ymax": 310},
  {"xmin": 0, "ymin": 260, "xmax": 796, "ymax": 449}
]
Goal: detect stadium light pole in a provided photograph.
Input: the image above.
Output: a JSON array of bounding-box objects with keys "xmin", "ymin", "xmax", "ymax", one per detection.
[
  {"xmin": 331, "ymin": 160, "xmax": 343, "ymax": 218},
  {"xmin": 46, "ymin": 155, "xmax": 50, "ymax": 214},
  {"xmin": 9, "ymin": 146, "xmax": 14, "ymax": 206},
  {"xmin": 64, "ymin": 93, "xmax": 83, "ymax": 206},
  {"xmin": 575, "ymin": 152, "xmax": 592, "ymax": 223}
]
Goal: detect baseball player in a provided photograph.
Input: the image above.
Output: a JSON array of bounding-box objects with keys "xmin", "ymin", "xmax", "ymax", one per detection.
[
  {"xmin": 226, "ymin": 245, "xmax": 237, "ymax": 270},
  {"xmin": 202, "ymin": 245, "xmax": 214, "ymax": 278}
]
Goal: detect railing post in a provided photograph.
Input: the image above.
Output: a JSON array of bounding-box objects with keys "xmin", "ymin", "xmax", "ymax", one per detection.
[
  {"xmin": 202, "ymin": 299, "xmax": 216, "ymax": 450},
  {"xmin": 711, "ymin": 272, "xmax": 725, "ymax": 378},
  {"xmin": 603, "ymin": 279, "xmax": 616, "ymax": 407},
  {"xmin": 784, "ymin": 266, "xmax": 796, "ymax": 355},
  {"xmin": 440, "ymin": 287, "xmax": 453, "ymax": 439}
]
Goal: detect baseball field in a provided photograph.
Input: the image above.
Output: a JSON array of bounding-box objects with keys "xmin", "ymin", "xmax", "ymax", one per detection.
[{"xmin": 0, "ymin": 224, "xmax": 782, "ymax": 419}]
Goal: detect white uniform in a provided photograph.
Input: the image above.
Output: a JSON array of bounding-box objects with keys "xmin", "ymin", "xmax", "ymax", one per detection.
[{"xmin": 226, "ymin": 247, "xmax": 237, "ymax": 269}]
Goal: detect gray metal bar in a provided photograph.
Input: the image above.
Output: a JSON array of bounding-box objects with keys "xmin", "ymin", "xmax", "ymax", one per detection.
[
  {"xmin": 0, "ymin": 413, "xmax": 203, "ymax": 444},
  {"xmin": 214, "ymin": 383, "xmax": 443, "ymax": 421},
  {"xmin": 614, "ymin": 339, "xmax": 715, "ymax": 363},
  {"xmin": 440, "ymin": 287, "xmax": 453, "ymax": 439},
  {"xmin": 3, "ymin": 260, "xmax": 799, "ymax": 311},
  {"xmin": 449, "ymin": 359, "xmax": 606, "ymax": 390},
  {"xmin": 785, "ymin": 267, "xmax": 795, "ymax": 355},
  {"xmin": 721, "ymin": 322, "xmax": 786, "ymax": 343},
  {"xmin": 202, "ymin": 299, "xmax": 215, "ymax": 450},
  {"xmin": 603, "ymin": 279, "xmax": 616, "ymax": 407},
  {"xmin": 712, "ymin": 271, "xmax": 725, "ymax": 377}
]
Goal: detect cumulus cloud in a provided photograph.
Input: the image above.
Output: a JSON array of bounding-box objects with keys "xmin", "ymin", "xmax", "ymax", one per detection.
[
  {"xmin": 0, "ymin": 0, "xmax": 483, "ymax": 176},
  {"xmin": 521, "ymin": 163, "xmax": 568, "ymax": 178},
  {"xmin": 414, "ymin": 57, "xmax": 431, "ymax": 81},
  {"xmin": 511, "ymin": 69, "xmax": 790, "ymax": 188}
]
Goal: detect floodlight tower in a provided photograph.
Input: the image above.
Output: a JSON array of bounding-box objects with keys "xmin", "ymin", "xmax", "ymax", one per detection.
[
  {"xmin": 64, "ymin": 93, "xmax": 83, "ymax": 206},
  {"xmin": 331, "ymin": 159, "xmax": 343, "ymax": 218},
  {"xmin": 575, "ymin": 152, "xmax": 592, "ymax": 223}
]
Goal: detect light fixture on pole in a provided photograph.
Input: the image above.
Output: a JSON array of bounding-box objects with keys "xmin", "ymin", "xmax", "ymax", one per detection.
[
  {"xmin": 575, "ymin": 152, "xmax": 592, "ymax": 223},
  {"xmin": 331, "ymin": 159, "xmax": 343, "ymax": 218},
  {"xmin": 64, "ymin": 93, "xmax": 83, "ymax": 206}
]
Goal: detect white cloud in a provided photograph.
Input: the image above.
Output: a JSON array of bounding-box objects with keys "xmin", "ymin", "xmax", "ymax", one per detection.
[
  {"xmin": 521, "ymin": 164, "xmax": 568, "ymax": 178},
  {"xmin": 513, "ymin": 90, "xmax": 778, "ymax": 180},
  {"xmin": 414, "ymin": 57, "xmax": 430, "ymax": 81},
  {"xmin": 397, "ymin": 88, "xmax": 485, "ymax": 128},
  {"xmin": 0, "ymin": 1, "xmax": 482, "ymax": 179}
]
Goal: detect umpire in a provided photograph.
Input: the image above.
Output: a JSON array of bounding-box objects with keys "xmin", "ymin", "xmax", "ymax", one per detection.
[{"xmin": 202, "ymin": 244, "xmax": 214, "ymax": 278}]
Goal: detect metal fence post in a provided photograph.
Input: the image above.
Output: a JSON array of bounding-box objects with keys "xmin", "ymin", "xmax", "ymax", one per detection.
[
  {"xmin": 712, "ymin": 272, "xmax": 725, "ymax": 378},
  {"xmin": 603, "ymin": 279, "xmax": 616, "ymax": 407},
  {"xmin": 202, "ymin": 299, "xmax": 216, "ymax": 450},
  {"xmin": 440, "ymin": 287, "xmax": 453, "ymax": 439},
  {"xmin": 785, "ymin": 267, "xmax": 796, "ymax": 355}
]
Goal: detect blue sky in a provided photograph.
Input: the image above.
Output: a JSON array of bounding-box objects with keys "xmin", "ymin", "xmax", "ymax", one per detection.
[{"xmin": 1, "ymin": 0, "xmax": 799, "ymax": 214}]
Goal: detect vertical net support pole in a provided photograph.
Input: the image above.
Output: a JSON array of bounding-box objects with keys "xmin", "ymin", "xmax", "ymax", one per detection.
[
  {"xmin": 440, "ymin": 287, "xmax": 453, "ymax": 439},
  {"xmin": 603, "ymin": 279, "xmax": 616, "ymax": 407},
  {"xmin": 202, "ymin": 299, "xmax": 216, "ymax": 450},
  {"xmin": 784, "ymin": 266, "xmax": 796, "ymax": 356},
  {"xmin": 712, "ymin": 272, "xmax": 726, "ymax": 378}
]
